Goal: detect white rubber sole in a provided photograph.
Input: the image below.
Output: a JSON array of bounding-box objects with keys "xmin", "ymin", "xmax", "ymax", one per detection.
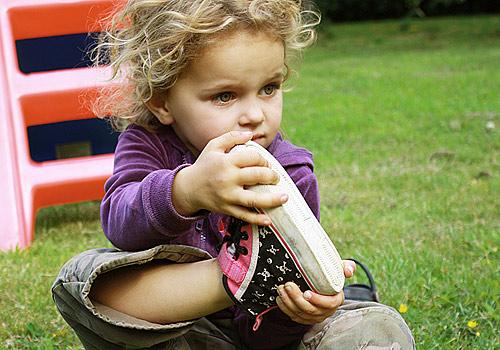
[{"xmin": 232, "ymin": 141, "xmax": 345, "ymax": 294}]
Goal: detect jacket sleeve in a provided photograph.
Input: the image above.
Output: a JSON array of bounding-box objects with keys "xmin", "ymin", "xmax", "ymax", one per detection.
[
  {"xmin": 100, "ymin": 127, "xmax": 206, "ymax": 251},
  {"xmin": 236, "ymin": 160, "xmax": 320, "ymax": 349},
  {"xmin": 288, "ymin": 162, "xmax": 320, "ymax": 221}
]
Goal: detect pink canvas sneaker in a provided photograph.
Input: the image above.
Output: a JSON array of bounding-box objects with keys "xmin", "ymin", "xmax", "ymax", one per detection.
[{"xmin": 217, "ymin": 141, "xmax": 344, "ymax": 330}]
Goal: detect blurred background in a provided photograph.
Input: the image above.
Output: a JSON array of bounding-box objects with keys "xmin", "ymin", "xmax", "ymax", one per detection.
[{"xmin": 315, "ymin": 0, "xmax": 499, "ymax": 21}]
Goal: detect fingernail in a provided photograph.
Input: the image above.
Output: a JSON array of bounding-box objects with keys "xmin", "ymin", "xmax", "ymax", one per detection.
[
  {"xmin": 346, "ymin": 264, "xmax": 354, "ymax": 275},
  {"xmin": 263, "ymin": 218, "xmax": 271, "ymax": 226},
  {"xmin": 240, "ymin": 131, "xmax": 253, "ymax": 136},
  {"xmin": 303, "ymin": 290, "xmax": 313, "ymax": 300},
  {"xmin": 280, "ymin": 194, "xmax": 288, "ymax": 203}
]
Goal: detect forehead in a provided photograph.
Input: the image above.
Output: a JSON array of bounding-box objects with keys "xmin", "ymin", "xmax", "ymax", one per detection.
[{"xmin": 179, "ymin": 30, "xmax": 285, "ymax": 85}]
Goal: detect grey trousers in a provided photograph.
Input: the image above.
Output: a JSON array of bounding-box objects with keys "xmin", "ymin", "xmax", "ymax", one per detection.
[{"xmin": 52, "ymin": 245, "xmax": 415, "ymax": 350}]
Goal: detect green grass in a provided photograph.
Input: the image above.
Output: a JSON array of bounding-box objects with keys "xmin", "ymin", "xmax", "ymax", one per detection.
[{"xmin": 1, "ymin": 15, "xmax": 499, "ymax": 349}]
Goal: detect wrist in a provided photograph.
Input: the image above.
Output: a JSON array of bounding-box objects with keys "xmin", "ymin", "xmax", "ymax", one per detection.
[{"xmin": 172, "ymin": 165, "xmax": 198, "ymax": 216}]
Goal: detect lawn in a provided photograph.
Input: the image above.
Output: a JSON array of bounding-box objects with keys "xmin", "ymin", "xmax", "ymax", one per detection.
[{"xmin": 1, "ymin": 15, "xmax": 498, "ymax": 349}]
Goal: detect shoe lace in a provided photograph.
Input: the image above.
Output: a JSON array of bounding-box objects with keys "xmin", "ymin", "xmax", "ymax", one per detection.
[{"xmin": 221, "ymin": 218, "xmax": 249, "ymax": 260}]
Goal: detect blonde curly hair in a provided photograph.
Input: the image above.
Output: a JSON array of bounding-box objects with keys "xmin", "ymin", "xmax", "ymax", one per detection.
[{"xmin": 92, "ymin": 0, "xmax": 321, "ymax": 131}]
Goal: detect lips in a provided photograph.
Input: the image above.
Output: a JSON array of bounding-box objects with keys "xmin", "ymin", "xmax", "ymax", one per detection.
[{"xmin": 251, "ymin": 133, "xmax": 265, "ymax": 141}]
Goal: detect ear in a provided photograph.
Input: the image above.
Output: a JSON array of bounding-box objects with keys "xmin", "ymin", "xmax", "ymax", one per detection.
[{"xmin": 145, "ymin": 92, "xmax": 175, "ymax": 125}]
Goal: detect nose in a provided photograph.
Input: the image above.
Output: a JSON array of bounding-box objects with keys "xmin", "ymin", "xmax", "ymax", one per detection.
[{"xmin": 238, "ymin": 98, "xmax": 265, "ymax": 126}]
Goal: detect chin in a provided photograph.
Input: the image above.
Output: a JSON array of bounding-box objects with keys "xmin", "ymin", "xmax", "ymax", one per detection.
[{"xmin": 252, "ymin": 136, "xmax": 271, "ymax": 149}]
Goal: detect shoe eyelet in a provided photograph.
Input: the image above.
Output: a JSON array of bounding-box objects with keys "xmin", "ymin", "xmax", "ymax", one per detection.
[
  {"xmin": 241, "ymin": 233, "xmax": 248, "ymax": 240},
  {"xmin": 240, "ymin": 247, "xmax": 248, "ymax": 255}
]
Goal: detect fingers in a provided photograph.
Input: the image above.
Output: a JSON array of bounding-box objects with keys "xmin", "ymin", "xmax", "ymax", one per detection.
[
  {"xmin": 196, "ymin": 132, "xmax": 288, "ymax": 223},
  {"xmin": 209, "ymin": 136, "xmax": 280, "ymax": 187},
  {"xmin": 238, "ymin": 190, "xmax": 287, "ymax": 209},
  {"xmin": 208, "ymin": 135, "xmax": 281, "ymax": 187},
  {"xmin": 223, "ymin": 205, "xmax": 272, "ymax": 226},
  {"xmin": 276, "ymin": 282, "xmax": 341, "ymax": 325},
  {"xmin": 230, "ymin": 148, "xmax": 269, "ymax": 168},
  {"xmin": 238, "ymin": 166, "xmax": 280, "ymax": 186},
  {"xmin": 219, "ymin": 190, "xmax": 287, "ymax": 225},
  {"xmin": 343, "ymin": 260, "xmax": 356, "ymax": 278},
  {"xmin": 217, "ymin": 188, "xmax": 287, "ymax": 225},
  {"xmin": 206, "ymin": 131, "xmax": 253, "ymax": 152},
  {"xmin": 303, "ymin": 290, "xmax": 345, "ymax": 310}
]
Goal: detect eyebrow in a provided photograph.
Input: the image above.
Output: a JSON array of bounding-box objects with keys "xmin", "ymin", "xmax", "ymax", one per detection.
[{"xmin": 200, "ymin": 71, "xmax": 284, "ymax": 94}]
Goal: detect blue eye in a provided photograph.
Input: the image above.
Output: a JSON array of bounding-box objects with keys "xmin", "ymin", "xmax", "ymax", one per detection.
[
  {"xmin": 215, "ymin": 92, "xmax": 233, "ymax": 104},
  {"xmin": 261, "ymin": 84, "xmax": 279, "ymax": 96}
]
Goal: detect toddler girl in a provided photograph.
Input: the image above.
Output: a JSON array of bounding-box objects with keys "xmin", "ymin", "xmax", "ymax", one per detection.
[{"xmin": 52, "ymin": 0, "xmax": 415, "ymax": 348}]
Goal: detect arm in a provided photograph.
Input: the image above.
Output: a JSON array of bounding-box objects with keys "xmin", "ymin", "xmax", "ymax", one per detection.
[{"xmin": 101, "ymin": 127, "xmax": 206, "ymax": 250}]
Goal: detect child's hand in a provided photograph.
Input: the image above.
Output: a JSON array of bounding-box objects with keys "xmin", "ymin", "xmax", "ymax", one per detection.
[
  {"xmin": 276, "ymin": 260, "xmax": 356, "ymax": 325},
  {"xmin": 172, "ymin": 131, "xmax": 288, "ymax": 225}
]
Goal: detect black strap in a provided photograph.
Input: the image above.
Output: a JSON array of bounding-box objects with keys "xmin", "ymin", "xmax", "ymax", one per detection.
[{"xmin": 343, "ymin": 258, "xmax": 380, "ymax": 302}]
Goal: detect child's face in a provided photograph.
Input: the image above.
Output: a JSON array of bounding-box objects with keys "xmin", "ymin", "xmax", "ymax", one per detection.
[{"xmin": 154, "ymin": 30, "xmax": 285, "ymax": 155}]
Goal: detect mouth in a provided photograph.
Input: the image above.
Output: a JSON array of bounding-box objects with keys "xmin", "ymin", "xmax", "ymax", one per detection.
[{"xmin": 251, "ymin": 133, "xmax": 265, "ymax": 141}]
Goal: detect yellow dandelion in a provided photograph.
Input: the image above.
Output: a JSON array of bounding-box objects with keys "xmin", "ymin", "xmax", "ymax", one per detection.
[
  {"xmin": 467, "ymin": 320, "xmax": 478, "ymax": 329},
  {"xmin": 398, "ymin": 304, "xmax": 408, "ymax": 314}
]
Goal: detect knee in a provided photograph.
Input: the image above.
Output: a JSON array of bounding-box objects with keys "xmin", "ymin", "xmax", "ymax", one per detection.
[
  {"xmin": 356, "ymin": 304, "xmax": 415, "ymax": 349},
  {"xmin": 301, "ymin": 302, "xmax": 415, "ymax": 350}
]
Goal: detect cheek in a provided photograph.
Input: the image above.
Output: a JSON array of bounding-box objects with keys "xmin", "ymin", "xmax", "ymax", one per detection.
[
  {"xmin": 190, "ymin": 116, "xmax": 232, "ymax": 149},
  {"xmin": 191, "ymin": 127, "xmax": 218, "ymax": 147},
  {"xmin": 268, "ymin": 99, "xmax": 283, "ymax": 126}
]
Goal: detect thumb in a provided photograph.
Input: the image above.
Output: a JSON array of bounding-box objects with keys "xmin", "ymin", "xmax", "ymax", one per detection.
[
  {"xmin": 343, "ymin": 260, "xmax": 356, "ymax": 278},
  {"xmin": 206, "ymin": 131, "xmax": 253, "ymax": 153}
]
